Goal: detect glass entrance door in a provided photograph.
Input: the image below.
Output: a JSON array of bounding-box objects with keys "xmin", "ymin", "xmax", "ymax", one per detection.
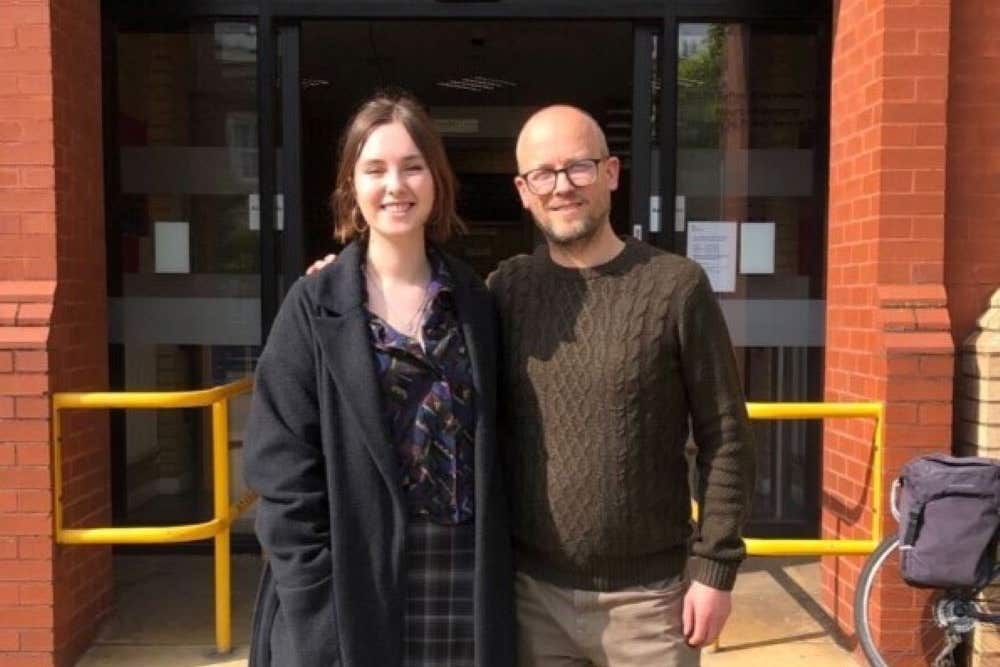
[
  {"xmin": 673, "ymin": 22, "xmax": 828, "ymax": 535},
  {"xmin": 106, "ymin": 16, "xmax": 659, "ymax": 542},
  {"xmin": 104, "ymin": 10, "xmax": 830, "ymax": 543},
  {"xmin": 108, "ymin": 21, "xmax": 262, "ymax": 536}
]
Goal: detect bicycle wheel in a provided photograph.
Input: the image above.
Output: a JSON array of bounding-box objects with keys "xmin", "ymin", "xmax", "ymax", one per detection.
[{"xmin": 854, "ymin": 536, "xmax": 959, "ymax": 667}]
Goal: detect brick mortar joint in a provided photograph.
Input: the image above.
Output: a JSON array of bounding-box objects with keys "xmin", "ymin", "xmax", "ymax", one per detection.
[{"xmin": 876, "ymin": 284, "xmax": 948, "ymax": 309}]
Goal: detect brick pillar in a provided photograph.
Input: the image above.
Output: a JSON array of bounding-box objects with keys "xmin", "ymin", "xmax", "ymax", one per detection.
[
  {"xmin": 824, "ymin": 1, "xmax": 954, "ymax": 664},
  {"xmin": 0, "ymin": 2, "xmax": 109, "ymax": 666}
]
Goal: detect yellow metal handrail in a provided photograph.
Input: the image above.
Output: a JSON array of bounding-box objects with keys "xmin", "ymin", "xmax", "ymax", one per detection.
[
  {"xmin": 744, "ymin": 401, "xmax": 885, "ymax": 555},
  {"xmin": 53, "ymin": 386, "xmax": 883, "ymax": 654},
  {"xmin": 51, "ymin": 378, "xmax": 256, "ymax": 654},
  {"xmin": 691, "ymin": 402, "xmax": 884, "ymax": 555},
  {"xmin": 700, "ymin": 400, "xmax": 885, "ymax": 652}
]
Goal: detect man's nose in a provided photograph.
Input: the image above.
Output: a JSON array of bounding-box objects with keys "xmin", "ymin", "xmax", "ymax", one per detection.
[{"xmin": 552, "ymin": 169, "xmax": 575, "ymax": 194}]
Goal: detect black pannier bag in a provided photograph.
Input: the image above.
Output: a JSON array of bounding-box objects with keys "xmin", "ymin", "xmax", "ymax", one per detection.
[{"xmin": 895, "ymin": 454, "xmax": 1000, "ymax": 589}]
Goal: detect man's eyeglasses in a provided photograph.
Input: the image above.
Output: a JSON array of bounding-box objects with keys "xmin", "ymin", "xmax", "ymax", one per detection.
[{"xmin": 518, "ymin": 158, "xmax": 604, "ymax": 196}]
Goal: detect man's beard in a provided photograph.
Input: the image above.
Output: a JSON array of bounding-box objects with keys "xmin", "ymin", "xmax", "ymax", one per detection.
[{"xmin": 537, "ymin": 203, "xmax": 608, "ymax": 249}]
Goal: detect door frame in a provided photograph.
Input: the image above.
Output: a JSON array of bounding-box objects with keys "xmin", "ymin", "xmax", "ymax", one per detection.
[
  {"xmin": 103, "ymin": 0, "xmax": 832, "ymax": 540},
  {"xmin": 104, "ymin": 0, "xmax": 830, "ymax": 336}
]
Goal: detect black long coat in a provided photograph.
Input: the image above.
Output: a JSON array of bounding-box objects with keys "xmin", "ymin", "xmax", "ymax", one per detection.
[{"xmin": 243, "ymin": 241, "xmax": 514, "ymax": 667}]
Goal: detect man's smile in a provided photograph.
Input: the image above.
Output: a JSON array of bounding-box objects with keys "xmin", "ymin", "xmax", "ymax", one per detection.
[{"xmin": 548, "ymin": 201, "xmax": 585, "ymax": 212}]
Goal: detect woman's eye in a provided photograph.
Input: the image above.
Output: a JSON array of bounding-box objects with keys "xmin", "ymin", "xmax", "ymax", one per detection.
[{"xmin": 406, "ymin": 164, "xmax": 424, "ymax": 173}]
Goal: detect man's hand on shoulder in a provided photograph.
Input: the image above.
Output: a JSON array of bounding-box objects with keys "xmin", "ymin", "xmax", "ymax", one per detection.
[
  {"xmin": 306, "ymin": 253, "xmax": 337, "ymax": 276},
  {"xmin": 682, "ymin": 580, "xmax": 732, "ymax": 647}
]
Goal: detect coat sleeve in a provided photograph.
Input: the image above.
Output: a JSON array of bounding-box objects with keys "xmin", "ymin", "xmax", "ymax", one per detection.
[
  {"xmin": 243, "ymin": 279, "xmax": 338, "ymax": 666},
  {"xmin": 677, "ymin": 266, "xmax": 756, "ymax": 591}
]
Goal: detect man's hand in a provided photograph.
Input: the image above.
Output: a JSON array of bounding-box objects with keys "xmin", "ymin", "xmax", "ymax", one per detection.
[
  {"xmin": 682, "ymin": 581, "xmax": 732, "ymax": 647},
  {"xmin": 306, "ymin": 253, "xmax": 337, "ymax": 276}
]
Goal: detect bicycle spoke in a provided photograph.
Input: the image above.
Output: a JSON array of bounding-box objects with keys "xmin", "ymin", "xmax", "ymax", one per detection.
[
  {"xmin": 854, "ymin": 537, "xmax": 965, "ymax": 667},
  {"xmin": 930, "ymin": 630, "xmax": 961, "ymax": 667}
]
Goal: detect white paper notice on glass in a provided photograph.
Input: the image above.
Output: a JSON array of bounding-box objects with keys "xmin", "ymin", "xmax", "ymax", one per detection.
[
  {"xmin": 154, "ymin": 222, "xmax": 190, "ymax": 274},
  {"xmin": 687, "ymin": 221, "xmax": 737, "ymax": 293},
  {"xmin": 740, "ymin": 222, "xmax": 776, "ymax": 274}
]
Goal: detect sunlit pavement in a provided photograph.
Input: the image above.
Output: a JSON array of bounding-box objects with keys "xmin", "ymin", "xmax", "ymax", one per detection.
[
  {"xmin": 703, "ymin": 557, "xmax": 857, "ymax": 667},
  {"xmin": 76, "ymin": 555, "xmax": 858, "ymax": 666}
]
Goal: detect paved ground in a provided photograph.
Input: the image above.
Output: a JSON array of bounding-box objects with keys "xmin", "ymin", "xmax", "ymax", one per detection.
[
  {"xmin": 75, "ymin": 554, "xmax": 858, "ymax": 666},
  {"xmin": 704, "ymin": 557, "xmax": 856, "ymax": 667}
]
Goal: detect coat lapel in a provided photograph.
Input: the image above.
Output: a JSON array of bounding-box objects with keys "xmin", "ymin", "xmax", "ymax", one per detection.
[
  {"xmin": 446, "ymin": 257, "xmax": 497, "ymax": 491},
  {"xmin": 311, "ymin": 242, "xmax": 402, "ymax": 505}
]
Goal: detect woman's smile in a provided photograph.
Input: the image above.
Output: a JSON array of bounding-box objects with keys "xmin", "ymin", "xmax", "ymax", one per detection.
[{"xmin": 353, "ymin": 122, "xmax": 436, "ymax": 239}]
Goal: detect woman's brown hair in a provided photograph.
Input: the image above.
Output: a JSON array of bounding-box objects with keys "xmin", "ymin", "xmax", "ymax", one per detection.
[{"xmin": 330, "ymin": 92, "xmax": 466, "ymax": 244}]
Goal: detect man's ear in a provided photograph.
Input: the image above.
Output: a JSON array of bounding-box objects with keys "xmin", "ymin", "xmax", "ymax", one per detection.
[
  {"xmin": 514, "ymin": 176, "xmax": 532, "ymax": 209},
  {"xmin": 605, "ymin": 156, "xmax": 621, "ymax": 192}
]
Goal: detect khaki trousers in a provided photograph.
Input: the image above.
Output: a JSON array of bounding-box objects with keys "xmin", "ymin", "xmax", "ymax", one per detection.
[{"xmin": 515, "ymin": 571, "xmax": 700, "ymax": 667}]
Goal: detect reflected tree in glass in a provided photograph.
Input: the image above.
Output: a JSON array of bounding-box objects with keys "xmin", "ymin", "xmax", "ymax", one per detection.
[{"xmin": 678, "ymin": 24, "xmax": 724, "ymax": 149}]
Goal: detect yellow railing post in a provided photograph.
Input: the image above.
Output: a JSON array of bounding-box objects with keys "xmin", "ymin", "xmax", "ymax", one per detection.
[
  {"xmin": 213, "ymin": 398, "xmax": 232, "ymax": 654},
  {"xmin": 50, "ymin": 378, "xmax": 255, "ymax": 655},
  {"xmin": 52, "ymin": 397, "xmax": 63, "ymax": 539},
  {"xmin": 872, "ymin": 402, "xmax": 885, "ymax": 544}
]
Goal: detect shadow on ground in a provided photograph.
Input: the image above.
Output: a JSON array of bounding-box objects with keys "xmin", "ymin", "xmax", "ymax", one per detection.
[{"xmin": 77, "ymin": 554, "xmax": 858, "ymax": 666}]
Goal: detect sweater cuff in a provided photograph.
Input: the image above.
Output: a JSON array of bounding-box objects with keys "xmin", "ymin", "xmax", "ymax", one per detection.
[{"xmin": 688, "ymin": 556, "xmax": 740, "ymax": 591}]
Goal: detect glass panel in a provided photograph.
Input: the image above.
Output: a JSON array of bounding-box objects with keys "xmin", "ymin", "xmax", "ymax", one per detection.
[
  {"xmin": 108, "ymin": 22, "xmax": 261, "ymax": 533},
  {"xmin": 676, "ymin": 23, "xmax": 825, "ymax": 531},
  {"xmin": 649, "ymin": 32, "xmax": 663, "ymax": 243},
  {"xmin": 299, "ymin": 20, "xmax": 635, "ymax": 274},
  {"xmin": 634, "ymin": 28, "xmax": 662, "ymax": 243}
]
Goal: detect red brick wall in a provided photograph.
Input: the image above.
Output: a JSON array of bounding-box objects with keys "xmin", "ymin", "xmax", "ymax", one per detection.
[
  {"xmin": 48, "ymin": 1, "xmax": 110, "ymax": 665},
  {"xmin": 0, "ymin": 281, "xmax": 55, "ymax": 665},
  {"xmin": 825, "ymin": 0, "xmax": 954, "ymax": 664},
  {"xmin": 0, "ymin": 1, "xmax": 109, "ymax": 665},
  {"xmin": 944, "ymin": 2, "xmax": 1000, "ymax": 345}
]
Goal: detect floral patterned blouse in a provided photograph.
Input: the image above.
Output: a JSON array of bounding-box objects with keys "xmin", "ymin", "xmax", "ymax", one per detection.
[{"xmin": 365, "ymin": 252, "xmax": 476, "ymax": 525}]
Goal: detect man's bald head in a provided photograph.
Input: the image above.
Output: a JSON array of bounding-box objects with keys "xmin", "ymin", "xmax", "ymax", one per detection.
[
  {"xmin": 512, "ymin": 104, "xmax": 620, "ymax": 251},
  {"xmin": 515, "ymin": 105, "xmax": 610, "ymax": 172}
]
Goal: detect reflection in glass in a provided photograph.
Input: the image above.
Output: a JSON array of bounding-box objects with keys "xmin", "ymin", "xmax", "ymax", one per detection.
[
  {"xmin": 677, "ymin": 23, "xmax": 825, "ymax": 533},
  {"xmin": 109, "ymin": 22, "xmax": 261, "ymax": 534}
]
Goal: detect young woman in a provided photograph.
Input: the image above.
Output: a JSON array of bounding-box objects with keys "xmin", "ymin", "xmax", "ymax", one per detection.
[{"xmin": 244, "ymin": 93, "xmax": 514, "ymax": 667}]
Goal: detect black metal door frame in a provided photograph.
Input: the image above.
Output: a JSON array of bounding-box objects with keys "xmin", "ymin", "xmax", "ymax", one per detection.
[
  {"xmin": 103, "ymin": 0, "xmax": 832, "ymax": 539},
  {"xmin": 105, "ymin": 0, "xmax": 829, "ymax": 338}
]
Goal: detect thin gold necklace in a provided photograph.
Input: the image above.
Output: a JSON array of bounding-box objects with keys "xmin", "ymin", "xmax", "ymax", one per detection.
[{"xmin": 364, "ymin": 260, "xmax": 433, "ymax": 340}]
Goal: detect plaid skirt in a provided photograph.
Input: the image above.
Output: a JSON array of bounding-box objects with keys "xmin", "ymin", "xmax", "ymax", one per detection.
[{"xmin": 404, "ymin": 517, "xmax": 476, "ymax": 667}]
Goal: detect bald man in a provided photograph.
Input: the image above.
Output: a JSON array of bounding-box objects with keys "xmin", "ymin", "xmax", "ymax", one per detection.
[{"xmin": 486, "ymin": 105, "xmax": 755, "ymax": 667}]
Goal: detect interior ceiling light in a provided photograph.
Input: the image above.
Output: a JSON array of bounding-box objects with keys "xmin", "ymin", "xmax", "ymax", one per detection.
[
  {"xmin": 436, "ymin": 75, "xmax": 517, "ymax": 92},
  {"xmin": 301, "ymin": 78, "xmax": 330, "ymax": 89}
]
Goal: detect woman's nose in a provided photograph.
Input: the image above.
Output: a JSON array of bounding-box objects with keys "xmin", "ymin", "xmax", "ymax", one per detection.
[{"xmin": 385, "ymin": 167, "xmax": 405, "ymax": 192}]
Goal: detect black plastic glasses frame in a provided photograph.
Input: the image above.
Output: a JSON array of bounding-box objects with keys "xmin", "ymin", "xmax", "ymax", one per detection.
[{"xmin": 518, "ymin": 157, "xmax": 605, "ymax": 195}]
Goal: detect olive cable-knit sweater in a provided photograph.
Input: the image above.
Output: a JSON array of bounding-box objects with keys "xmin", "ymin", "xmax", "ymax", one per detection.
[{"xmin": 487, "ymin": 237, "xmax": 755, "ymax": 591}]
